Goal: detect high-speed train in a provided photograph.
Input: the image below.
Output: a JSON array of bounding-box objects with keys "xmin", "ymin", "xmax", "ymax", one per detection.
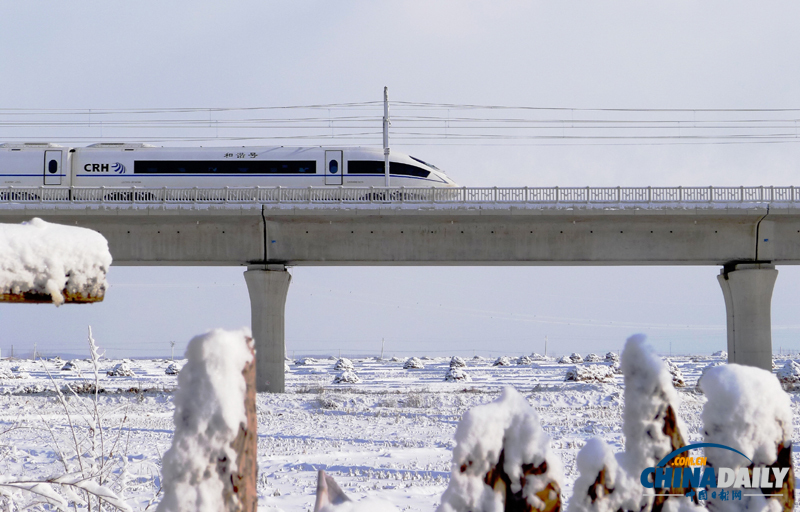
[{"xmin": 0, "ymin": 143, "xmax": 457, "ymax": 188}]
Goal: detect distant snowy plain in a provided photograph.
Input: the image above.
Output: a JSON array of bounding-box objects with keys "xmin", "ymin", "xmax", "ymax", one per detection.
[{"xmin": 1, "ymin": 353, "xmax": 799, "ymax": 511}]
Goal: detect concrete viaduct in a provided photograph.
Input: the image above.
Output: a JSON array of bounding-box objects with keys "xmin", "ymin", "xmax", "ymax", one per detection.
[{"xmin": 1, "ymin": 185, "xmax": 797, "ymax": 391}]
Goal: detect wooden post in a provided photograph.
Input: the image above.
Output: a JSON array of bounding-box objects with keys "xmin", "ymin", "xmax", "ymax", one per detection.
[{"xmin": 227, "ymin": 336, "xmax": 257, "ymax": 512}]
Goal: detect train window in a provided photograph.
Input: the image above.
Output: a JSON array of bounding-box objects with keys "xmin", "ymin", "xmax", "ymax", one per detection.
[
  {"xmin": 329, "ymin": 160, "xmax": 338, "ymax": 174},
  {"xmin": 410, "ymin": 156, "xmax": 439, "ymax": 170},
  {"xmin": 133, "ymin": 160, "xmax": 317, "ymax": 174},
  {"xmin": 347, "ymin": 161, "xmax": 430, "ymax": 178},
  {"xmin": 48, "ymin": 160, "xmax": 58, "ymax": 174}
]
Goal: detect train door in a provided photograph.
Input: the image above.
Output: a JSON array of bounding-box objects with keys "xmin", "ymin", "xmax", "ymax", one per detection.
[
  {"xmin": 43, "ymin": 150, "xmax": 62, "ymax": 185},
  {"xmin": 324, "ymin": 150, "xmax": 342, "ymax": 185}
]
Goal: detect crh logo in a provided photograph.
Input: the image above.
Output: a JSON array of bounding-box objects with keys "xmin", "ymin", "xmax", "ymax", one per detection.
[{"xmin": 84, "ymin": 162, "xmax": 126, "ymax": 174}]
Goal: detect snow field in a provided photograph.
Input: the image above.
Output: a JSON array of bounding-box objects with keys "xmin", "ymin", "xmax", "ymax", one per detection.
[{"xmin": 1, "ymin": 353, "xmax": 800, "ymax": 511}]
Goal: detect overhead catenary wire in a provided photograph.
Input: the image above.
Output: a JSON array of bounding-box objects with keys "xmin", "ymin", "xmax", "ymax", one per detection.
[{"xmin": 3, "ymin": 100, "xmax": 800, "ymax": 146}]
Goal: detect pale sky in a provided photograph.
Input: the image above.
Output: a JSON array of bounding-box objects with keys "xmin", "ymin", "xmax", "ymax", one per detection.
[{"xmin": 3, "ymin": 1, "xmax": 800, "ymax": 359}]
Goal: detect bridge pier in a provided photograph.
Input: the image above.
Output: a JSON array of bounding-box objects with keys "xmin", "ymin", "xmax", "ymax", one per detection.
[
  {"xmin": 244, "ymin": 265, "xmax": 291, "ymax": 393},
  {"xmin": 717, "ymin": 263, "xmax": 777, "ymax": 371}
]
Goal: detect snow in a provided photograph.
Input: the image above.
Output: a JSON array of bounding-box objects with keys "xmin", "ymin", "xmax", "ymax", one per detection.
[
  {"xmin": 699, "ymin": 363, "xmax": 792, "ymax": 468},
  {"xmin": 0, "ymin": 218, "xmax": 111, "ymax": 305},
  {"xmin": 568, "ymin": 438, "xmax": 640, "ymax": 512},
  {"xmin": 604, "ymin": 352, "xmax": 619, "ymax": 363},
  {"xmin": 157, "ymin": 328, "xmax": 253, "ymax": 512},
  {"xmin": 437, "ymin": 387, "xmax": 563, "ymax": 512},
  {"xmin": 107, "ymin": 362, "xmax": 136, "ymax": 377},
  {"xmin": 404, "ymin": 357, "xmax": 425, "ymax": 369},
  {"xmin": 334, "ymin": 370, "xmax": 361, "ymax": 384},
  {"xmin": 444, "ymin": 367, "xmax": 471, "ymax": 382},
  {"xmin": 777, "ymin": 360, "xmax": 800, "ymax": 390},
  {"xmin": 335, "ymin": 358, "xmax": 355, "ymax": 371},
  {"xmin": 564, "ymin": 364, "xmax": 614, "ymax": 383},
  {"xmin": 619, "ymin": 334, "xmax": 686, "ymax": 475},
  {"xmin": 664, "ymin": 358, "xmax": 686, "ymax": 388},
  {"xmin": 569, "ymin": 353, "xmax": 584, "ymax": 364},
  {"xmin": 584, "ymin": 353, "xmax": 602, "ymax": 363},
  {"xmin": 165, "ymin": 362, "xmax": 181, "ymax": 375},
  {"xmin": 492, "ymin": 356, "xmax": 512, "ymax": 366},
  {"xmin": 2, "ymin": 348, "xmax": 800, "ymax": 511},
  {"xmin": 449, "ymin": 357, "xmax": 466, "ymax": 368}
]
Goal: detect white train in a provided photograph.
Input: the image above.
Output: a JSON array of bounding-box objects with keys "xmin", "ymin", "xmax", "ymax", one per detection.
[{"xmin": 0, "ymin": 143, "xmax": 457, "ymax": 188}]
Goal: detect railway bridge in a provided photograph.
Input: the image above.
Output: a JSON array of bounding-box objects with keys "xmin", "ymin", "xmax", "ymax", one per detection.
[{"xmin": 1, "ymin": 184, "xmax": 797, "ymax": 391}]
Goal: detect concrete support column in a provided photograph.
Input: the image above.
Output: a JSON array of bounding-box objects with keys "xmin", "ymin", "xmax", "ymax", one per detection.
[
  {"xmin": 244, "ymin": 265, "xmax": 291, "ymax": 392},
  {"xmin": 717, "ymin": 263, "xmax": 777, "ymax": 371}
]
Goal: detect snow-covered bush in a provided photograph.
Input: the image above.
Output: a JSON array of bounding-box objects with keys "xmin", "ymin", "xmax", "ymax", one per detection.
[
  {"xmin": 516, "ymin": 355, "xmax": 534, "ymax": 365},
  {"xmin": 403, "ymin": 357, "xmax": 424, "ymax": 369},
  {"xmin": 9, "ymin": 365, "xmax": 29, "ymax": 379},
  {"xmin": 663, "ymin": 358, "xmax": 685, "ymax": 388},
  {"xmin": 403, "ymin": 392, "xmax": 434, "ymax": 408},
  {"xmin": 584, "ymin": 353, "xmax": 602, "ymax": 363},
  {"xmin": 165, "ymin": 362, "xmax": 181, "ymax": 375},
  {"xmin": 437, "ymin": 387, "xmax": 563, "ymax": 512},
  {"xmin": 61, "ymin": 360, "xmax": 78, "ymax": 371},
  {"xmin": 157, "ymin": 328, "xmax": 253, "ymax": 512},
  {"xmin": 530, "ymin": 353, "xmax": 547, "ymax": 361},
  {"xmin": 333, "ymin": 370, "xmax": 360, "ymax": 384},
  {"xmin": 1, "ymin": 327, "xmax": 132, "ymax": 511},
  {"xmin": 492, "ymin": 356, "xmax": 512, "ymax": 366},
  {"xmin": 0, "ymin": 367, "xmax": 13, "ymax": 379},
  {"xmin": 609, "ymin": 361, "xmax": 622, "ymax": 375},
  {"xmin": 314, "ymin": 396, "xmax": 340, "ymax": 410},
  {"xmin": 334, "ymin": 358, "xmax": 354, "ymax": 371},
  {"xmin": 557, "ymin": 355, "xmax": 572, "ymax": 364},
  {"xmin": 390, "ymin": 356, "xmax": 403, "ymax": 363},
  {"xmin": 564, "ymin": 365, "xmax": 614, "ymax": 383},
  {"xmin": 699, "ymin": 364, "xmax": 794, "ymax": 512},
  {"xmin": 445, "ymin": 367, "xmax": 472, "ymax": 382},
  {"xmin": 568, "ymin": 438, "xmax": 641, "ymax": 512},
  {"xmin": 569, "ymin": 352, "xmax": 583, "ymax": 363},
  {"xmin": 605, "ymin": 351, "xmax": 619, "ymax": 363},
  {"xmin": 711, "ymin": 350, "xmax": 727, "ymax": 358},
  {"xmin": 0, "ymin": 218, "xmax": 112, "ymax": 305},
  {"xmin": 106, "ymin": 362, "xmax": 135, "ymax": 377},
  {"xmin": 777, "ymin": 360, "xmax": 800, "ymax": 390},
  {"xmin": 450, "ymin": 356, "xmax": 466, "ymax": 368},
  {"xmin": 295, "ymin": 357, "xmax": 317, "ymax": 366}
]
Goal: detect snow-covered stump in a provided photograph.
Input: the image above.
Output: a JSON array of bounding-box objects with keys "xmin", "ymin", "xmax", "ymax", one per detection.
[
  {"xmin": 621, "ymin": 335, "xmax": 690, "ymax": 512},
  {"xmin": 568, "ymin": 438, "xmax": 641, "ymax": 512},
  {"xmin": 437, "ymin": 387, "xmax": 563, "ymax": 512},
  {"xmin": 157, "ymin": 329, "xmax": 257, "ymax": 512},
  {"xmin": 0, "ymin": 218, "xmax": 111, "ymax": 304},
  {"xmin": 699, "ymin": 364, "xmax": 794, "ymax": 512}
]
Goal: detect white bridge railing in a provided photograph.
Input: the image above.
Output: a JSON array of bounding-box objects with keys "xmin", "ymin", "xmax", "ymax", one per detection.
[{"xmin": 0, "ymin": 186, "xmax": 798, "ymax": 206}]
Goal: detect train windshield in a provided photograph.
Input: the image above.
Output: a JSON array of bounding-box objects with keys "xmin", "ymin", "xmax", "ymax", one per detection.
[{"xmin": 410, "ymin": 156, "xmax": 440, "ymax": 171}]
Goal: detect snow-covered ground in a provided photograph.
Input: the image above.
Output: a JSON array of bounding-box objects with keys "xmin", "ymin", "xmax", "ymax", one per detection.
[{"xmin": 1, "ymin": 353, "xmax": 799, "ymax": 511}]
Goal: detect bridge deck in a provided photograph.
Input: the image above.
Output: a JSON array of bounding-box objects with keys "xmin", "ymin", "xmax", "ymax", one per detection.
[{"xmin": 0, "ymin": 186, "xmax": 797, "ymax": 266}]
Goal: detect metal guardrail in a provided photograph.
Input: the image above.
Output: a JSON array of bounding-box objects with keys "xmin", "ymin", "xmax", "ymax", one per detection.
[{"xmin": 0, "ymin": 186, "xmax": 797, "ymax": 205}]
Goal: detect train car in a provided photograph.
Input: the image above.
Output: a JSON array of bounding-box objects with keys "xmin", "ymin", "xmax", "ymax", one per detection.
[
  {"xmin": 0, "ymin": 143, "xmax": 456, "ymax": 188},
  {"xmin": 0, "ymin": 143, "xmax": 68, "ymax": 186}
]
